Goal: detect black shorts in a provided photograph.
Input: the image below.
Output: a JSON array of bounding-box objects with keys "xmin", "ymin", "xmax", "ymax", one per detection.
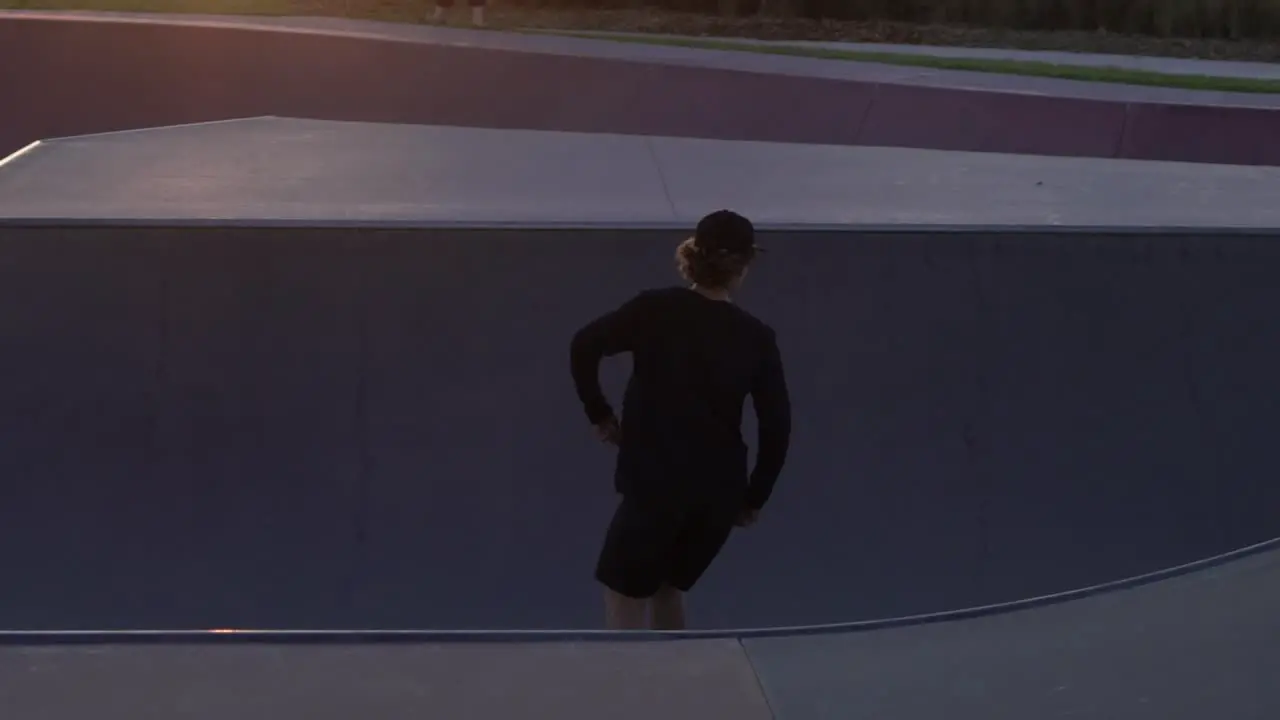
[{"xmin": 595, "ymin": 493, "xmax": 740, "ymax": 599}]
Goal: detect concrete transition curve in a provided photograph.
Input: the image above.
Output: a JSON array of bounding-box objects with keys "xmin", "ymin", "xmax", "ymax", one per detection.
[
  {"xmin": 1, "ymin": 224, "xmax": 1279, "ymax": 632},
  {"xmin": 2, "ymin": 11, "xmax": 1280, "ymax": 167}
]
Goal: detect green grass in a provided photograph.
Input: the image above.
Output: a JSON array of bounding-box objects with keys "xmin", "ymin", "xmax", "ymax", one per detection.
[
  {"xmin": 532, "ymin": 31, "xmax": 1280, "ymax": 95},
  {"xmin": 5, "ymin": 0, "xmax": 1280, "ymax": 94}
]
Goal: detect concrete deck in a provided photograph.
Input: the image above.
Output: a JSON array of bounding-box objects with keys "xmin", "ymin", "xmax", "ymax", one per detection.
[{"xmin": 3, "ymin": 118, "xmax": 1280, "ymax": 227}]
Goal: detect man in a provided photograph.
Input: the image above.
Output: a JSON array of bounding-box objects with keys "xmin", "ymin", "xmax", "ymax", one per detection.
[{"xmin": 569, "ymin": 209, "xmax": 792, "ymax": 631}]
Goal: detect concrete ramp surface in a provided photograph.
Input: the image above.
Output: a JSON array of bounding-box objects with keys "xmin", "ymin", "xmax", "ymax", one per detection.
[{"xmin": 1, "ymin": 225, "xmax": 1278, "ymax": 631}]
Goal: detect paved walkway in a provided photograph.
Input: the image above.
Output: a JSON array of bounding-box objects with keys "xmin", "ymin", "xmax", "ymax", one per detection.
[
  {"xmin": 593, "ymin": 31, "xmax": 1280, "ymax": 80},
  {"xmin": 786, "ymin": 40, "xmax": 1280, "ymax": 79}
]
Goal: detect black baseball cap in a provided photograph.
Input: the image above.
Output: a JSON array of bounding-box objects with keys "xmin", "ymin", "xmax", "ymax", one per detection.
[{"xmin": 693, "ymin": 210, "xmax": 763, "ymax": 256}]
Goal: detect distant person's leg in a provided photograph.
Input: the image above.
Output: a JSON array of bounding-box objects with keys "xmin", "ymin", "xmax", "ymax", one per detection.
[
  {"xmin": 596, "ymin": 495, "xmax": 681, "ymax": 630},
  {"xmin": 469, "ymin": 0, "xmax": 486, "ymax": 26}
]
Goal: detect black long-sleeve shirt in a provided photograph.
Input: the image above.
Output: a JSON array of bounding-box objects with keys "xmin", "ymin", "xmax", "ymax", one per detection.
[{"xmin": 569, "ymin": 286, "xmax": 791, "ymax": 509}]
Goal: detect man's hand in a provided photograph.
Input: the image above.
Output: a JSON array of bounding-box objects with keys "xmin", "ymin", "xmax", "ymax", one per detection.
[
  {"xmin": 735, "ymin": 507, "xmax": 760, "ymax": 528},
  {"xmin": 593, "ymin": 415, "xmax": 621, "ymax": 446}
]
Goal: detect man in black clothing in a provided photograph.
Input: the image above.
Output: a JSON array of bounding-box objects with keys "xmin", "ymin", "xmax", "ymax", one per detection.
[{"xmin": 569, "ymin": 210, "xmax": 792, "ymax": 631}]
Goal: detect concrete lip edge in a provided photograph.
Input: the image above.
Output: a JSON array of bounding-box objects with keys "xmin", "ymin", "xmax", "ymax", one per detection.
[
  {"xmin": 0, "ymin": 140, "xmax": 41, "ymax": 173},
  {"xmin": 1, "ymin": 534, "xmax": 1275, "ymax": 646},
  {"xmin": 42, "ymin": 116, "xmax": 282, "ymax": 143}
]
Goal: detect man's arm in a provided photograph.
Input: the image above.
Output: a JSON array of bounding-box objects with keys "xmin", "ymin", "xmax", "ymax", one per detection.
[
  {"xmin": 569, "ymin": 293, "xmax": 649, "ymax": 425},
  {"xmin": 745, "ymin": 329, "xmax": 792, "ymax": 510}
]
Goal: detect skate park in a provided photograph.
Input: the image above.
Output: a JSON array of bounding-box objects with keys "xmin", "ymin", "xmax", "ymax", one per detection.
[{"xmin": 1, "ymin": 10, "xmax": 1279, "ymax": 720}]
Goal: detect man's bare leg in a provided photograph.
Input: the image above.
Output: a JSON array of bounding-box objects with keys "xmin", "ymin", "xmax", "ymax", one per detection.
[
  {"xmin": 649, "ymin": 584, "xmax": 686, "ymax": 631},
  {"xmin": 603, "ymin": 587, "xmax": 649, "ymax": 630}
]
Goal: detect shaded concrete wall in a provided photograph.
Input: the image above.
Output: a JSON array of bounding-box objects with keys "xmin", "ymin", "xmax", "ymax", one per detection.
[{"xmin": 0, "ymin": 226, "xmax": 1277, "ymax": 630}]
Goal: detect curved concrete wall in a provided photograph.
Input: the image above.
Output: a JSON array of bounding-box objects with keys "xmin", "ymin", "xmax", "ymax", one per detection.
[
  {"xmin": 0, "ymin": 226, "xmax": 1277, "ymax": 631},
  {"xmin": 1, "ymin": 15, "xmax": 1278, "ymax": 166}
]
